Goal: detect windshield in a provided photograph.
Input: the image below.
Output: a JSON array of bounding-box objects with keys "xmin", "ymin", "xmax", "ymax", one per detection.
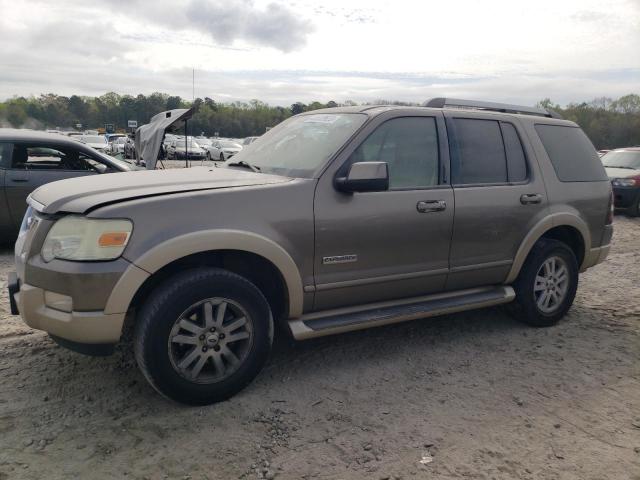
[
  {"xmin": 196, "ymin": 138, "xmax": 212, "ymax": 146},
  {"xmin": 81, "ymin": 136, "xmax": 106, "ymax": 144},
  {"xmin": 225, "ymin": 113, "xmax": 367, "ymax": 178},
  {"xmin": 176, "ymin": 140, "xmax": 199, "ymax": 148},
  {"xmin": 219, "ymin": 141, "xmax": 241, "ymax": 148},
  {"xmin": 602, "ymin": 150, "xmax": 640, "ymax": 169}
]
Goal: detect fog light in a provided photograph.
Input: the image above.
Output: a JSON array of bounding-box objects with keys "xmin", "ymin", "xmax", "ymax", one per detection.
[{"xmin": 44, "ymin": 291, "xmax": 73, "ymax": 313}]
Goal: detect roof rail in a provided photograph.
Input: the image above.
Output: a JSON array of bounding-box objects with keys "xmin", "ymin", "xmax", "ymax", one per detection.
[{"xmin": 424, "ymin": 98, "xmax": 563, "ymax": 119}]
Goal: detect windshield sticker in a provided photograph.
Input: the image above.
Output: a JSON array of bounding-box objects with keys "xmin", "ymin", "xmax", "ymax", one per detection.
[{"xmin": 304, "ymin": 114, "xmax": 340, "ymax": 124}]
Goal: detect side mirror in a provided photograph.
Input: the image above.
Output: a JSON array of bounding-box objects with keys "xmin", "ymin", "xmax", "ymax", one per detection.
[{"xmin": 335, "ymin": 162, "xmax": 389, "ymax": 193}]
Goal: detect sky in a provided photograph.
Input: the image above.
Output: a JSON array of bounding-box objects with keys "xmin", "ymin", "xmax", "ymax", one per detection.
[{"xmin": 0, "ymin": 0, "xmax": 638, "ymax": 106}]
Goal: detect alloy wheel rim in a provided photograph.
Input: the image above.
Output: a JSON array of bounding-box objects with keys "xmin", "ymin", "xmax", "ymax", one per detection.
[
  {"xmin": 533, "ymin": 256, "xmax": 569, "ymax": 314},
  {"xmin": 168, "ymin": 298, "xmax": 253, "ymax": 384}
]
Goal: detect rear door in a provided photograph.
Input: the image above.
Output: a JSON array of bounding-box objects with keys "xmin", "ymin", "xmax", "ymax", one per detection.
[
  {"xmin": 5, "ymin": 142, "xmax": 100, "ymax": 228},
  {"xmin": 444, "ymin": 112, "xmax": 549, "ymax": 290}
]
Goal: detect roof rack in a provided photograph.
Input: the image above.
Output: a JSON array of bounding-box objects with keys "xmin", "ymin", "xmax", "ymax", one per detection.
[{"xmin": 424, "ymin": 98, "xmax": 563, "ymax": 119}]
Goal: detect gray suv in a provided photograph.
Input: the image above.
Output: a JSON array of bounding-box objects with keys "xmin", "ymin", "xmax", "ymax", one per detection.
[{"xmin": 8, "ymin": 99, "xmax": 613, "ymax": 405}]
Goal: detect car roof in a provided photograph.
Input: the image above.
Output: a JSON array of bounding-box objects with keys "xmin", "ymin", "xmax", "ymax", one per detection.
[
  {"xmin": 302, "ymin": 104, "xmax": 577, "ymax": 126},
  {"xmin": 0, "ymin": 128, "xmax": 94, "ymax": 145}
]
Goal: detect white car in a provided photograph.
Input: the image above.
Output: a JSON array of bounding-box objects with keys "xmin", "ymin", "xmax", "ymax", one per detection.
[
  {"xmin": 208, "ymin": 139, "xmax": 243, "ymax": 161},
  {"xmin": 78, "ymin": 135, "xmax": 110, "ymax": 153},
  {"xmin": 109, "ymin": 137, "xmax": 128, "ymax": 155}
]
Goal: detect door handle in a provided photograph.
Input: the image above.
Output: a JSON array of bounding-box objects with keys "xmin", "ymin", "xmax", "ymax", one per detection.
[
  {"xmin": 9, "ymin": 177, "xmax": 28, "ymax": 183},
  {"xmin": 520, "ymin": 194, "xmax": 542, "ymax": 205},
  {"xmin": 417, "ymin": 200, "xmax": 447, "ymax": 213}
]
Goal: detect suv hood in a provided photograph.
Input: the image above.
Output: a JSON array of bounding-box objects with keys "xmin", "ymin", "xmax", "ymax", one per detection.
[
  {"xmin": 30, "ymin": 166, "xmax": 291, "ymax": 214},
  {"xmin": 605, "ymin": 166, "xmax": 640, "ymax": 179}
]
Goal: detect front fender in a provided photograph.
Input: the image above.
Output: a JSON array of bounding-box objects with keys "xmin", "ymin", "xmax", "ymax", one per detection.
[{"xmin": 103, "ymin": 229, "xmax": 304, "ymax": 318}]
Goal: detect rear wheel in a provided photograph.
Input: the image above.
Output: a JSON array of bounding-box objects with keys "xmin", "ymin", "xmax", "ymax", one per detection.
[
  {"xmin": 134, "ymin": 268, "xmax": 273, "ymax": 405},
  {"xmin": 512, "ymin": 239, "xmax": 578, "ymax": 327}
]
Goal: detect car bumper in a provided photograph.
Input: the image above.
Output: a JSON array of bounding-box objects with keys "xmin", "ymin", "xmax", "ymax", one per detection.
[
  {"xmin": 9, "ymin": 278, "xmax": 125, "ymax": 345},
  {"xmin": 612, "ymin": 185, "xmax": 640, "ymax": 209}
]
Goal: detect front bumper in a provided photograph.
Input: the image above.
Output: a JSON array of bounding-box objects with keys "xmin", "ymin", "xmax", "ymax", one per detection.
[
  {"xmin": 612, "ymin": 185, "xmax": 640, "ymax": 209},
  {"xmin": 12, "ymin": 281, "xmax": 125, "ymax": 344}
]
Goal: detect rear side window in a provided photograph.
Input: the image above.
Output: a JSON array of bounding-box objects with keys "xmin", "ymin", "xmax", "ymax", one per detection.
[
  {"xmin": 449, "ymin": 119, "xmax": 507, "ymax": 184},
  {"xmin": 535, "ymin": 124, "xmax": 607, "ymax": 182},
  {"xmin": 501, "ymin": 122, "xmax": 527, "ymax": 182}
]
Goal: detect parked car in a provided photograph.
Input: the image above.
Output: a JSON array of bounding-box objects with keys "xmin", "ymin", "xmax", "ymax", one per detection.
[
  {"xmin": 0, "ymin": 129, "xmax": 134, "ymax": 240},
  {"xmin": 167, "ymin": 138, "xmax": 207, "ymax": 160},
  {"xmin": 78, "ymin": 135, "xmax": 110, "ymax": 153},
  {"xmin": 208, "ymin": 139, "xmax": 243, "ymax": 161},
  {"xmin": 9, "ymin": 99, "xmax": 612, "ymax": 405},
  {"xmin": 602, "ymin": 147, "xmax": 640, "ymax": 216},
  {"xmin": 242, "ymin": 136, "xmax": 259, "ymax": 146},
  {"xmin": 123, "ymin": 137, "xmax": 136, "ymax": 159},
  {"xmin": 109, "ymin": 136, "xmax": 128, "ymax": 155}
]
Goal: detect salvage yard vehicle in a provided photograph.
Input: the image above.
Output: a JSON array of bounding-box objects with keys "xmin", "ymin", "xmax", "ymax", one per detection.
[
  {"xmin": 601, "ymin": 147, "xmax": 640, "ymax": 216},
  {"xmin": 0, "ymin": 129, "xmax": 135, "ymax": 241},
  {"xmin": 208, "ymin": 139, "xmax": 242, "ymax": 161},
  {"xmin": 8, "ymin": 99, "xmax": 613, "ymax": 405},
  {"xmin": 166, "ymin": 138, "xmax": 206, "ymax": 160},
  {"xmin": 77, "ymin": 134, "xmax": 111, "ymax": 153}
]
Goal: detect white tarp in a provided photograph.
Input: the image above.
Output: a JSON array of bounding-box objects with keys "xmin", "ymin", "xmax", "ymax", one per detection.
[{"xmin": 135, "ymin": 108, "xmax": 193, "ymax": 170}]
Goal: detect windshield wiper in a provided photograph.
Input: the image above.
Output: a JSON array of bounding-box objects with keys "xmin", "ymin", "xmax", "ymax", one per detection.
[
  {"xmin": 226, "ymin": 160, "xmax": 261, "ymax": 172},
  {"xmin": 605, "ymin": 165, "xmax": 635, "ymax": 169}
]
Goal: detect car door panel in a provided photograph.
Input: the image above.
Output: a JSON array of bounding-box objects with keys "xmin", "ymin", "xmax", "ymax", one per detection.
[{"xmin": 313, "ymin": 111, "xmax": 454, "ymax": 311}]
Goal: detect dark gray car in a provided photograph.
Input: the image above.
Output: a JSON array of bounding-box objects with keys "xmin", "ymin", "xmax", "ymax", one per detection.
[{"xmin": 0, "ymin": 129, "xmax": 134, "ymax": 240}]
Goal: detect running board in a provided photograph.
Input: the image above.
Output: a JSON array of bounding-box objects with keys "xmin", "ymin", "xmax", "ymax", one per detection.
[{"xmin": 288, "ymin": 286, "xmax": 515, "ymax": 340}]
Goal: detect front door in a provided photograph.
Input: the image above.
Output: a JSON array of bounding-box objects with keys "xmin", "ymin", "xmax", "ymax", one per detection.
[
  {"xmin": 5, "ymin": 142, "xmax": 99, "ymax": 228},
  {"xmin": 313, "ymin": 113, "xmax": 454, "ymax": 311}
]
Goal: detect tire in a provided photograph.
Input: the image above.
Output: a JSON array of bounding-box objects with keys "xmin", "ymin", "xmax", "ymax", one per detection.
[
  {"xmin": 511, "ymin": 238, "xmax": 578, "ymax": 327},
  {"xmin": 134, "ymin": 267, "xmax": 274, "ymax": 405},
  {"xmin": 628, "ymin": 196, "xmax": 640, "ymax": 217}
]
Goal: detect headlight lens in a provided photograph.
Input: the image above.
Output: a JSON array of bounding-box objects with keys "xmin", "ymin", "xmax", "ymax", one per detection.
[
  {"xmin": 41, "ymin": 216, "xmax": 132, "ymax": 262},
  {"xmin": 612, "ymin": 178, "xmax": 639, "ymax": 187}
]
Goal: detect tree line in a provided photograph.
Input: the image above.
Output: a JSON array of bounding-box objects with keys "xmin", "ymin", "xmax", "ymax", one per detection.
[{"xmin": 0, "ymin": 92, "xmax": 638, "ymax": 149}]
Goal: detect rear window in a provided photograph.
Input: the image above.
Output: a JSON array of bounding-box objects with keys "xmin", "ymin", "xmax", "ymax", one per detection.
[{"xmin": 535, "ymin": 124, "xmax": 607, "ymax": 182}]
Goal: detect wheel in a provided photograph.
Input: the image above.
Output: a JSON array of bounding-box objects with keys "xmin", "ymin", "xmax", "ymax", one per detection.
[
  {"xmin": 134, "ymin": 268, "xmax": 274, "ymax": 405},
  {"xmin": 511, "ymin": 238, "xmax": 578, "ymax": 327},
  {"xmin": 220, "ymin": 153, "xmax": 225, "ymax": 161}
]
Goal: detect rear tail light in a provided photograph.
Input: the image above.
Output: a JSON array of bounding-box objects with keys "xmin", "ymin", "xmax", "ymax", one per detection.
[{"xmin": 606, "ymin": 189, "xmax": 614, "ymax": 225}]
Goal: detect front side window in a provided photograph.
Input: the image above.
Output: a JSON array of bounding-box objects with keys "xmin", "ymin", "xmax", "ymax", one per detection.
[
  {"xmin": 10, "ymin": 144, "xmax": 103, "ymax": 171},
  {"xmin": 348, "ymin": 117, "xmax": 440, "ymax": 189}
]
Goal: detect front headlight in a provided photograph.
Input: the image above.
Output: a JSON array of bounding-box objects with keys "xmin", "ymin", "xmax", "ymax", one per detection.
[
  {"xmin": 612, "ymin": 178, "xmax": 639, "ymax": 187},
  {"xmin": 41, "ymin": 216, "xmax": 133, "ymax": 262}
]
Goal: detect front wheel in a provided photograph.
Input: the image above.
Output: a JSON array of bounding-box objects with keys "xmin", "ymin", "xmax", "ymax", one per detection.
[
  {"xmin": 512, "ymin": 239, "xmax": 578, "ymax": 327},
  {"xmin": 134, "ymin": 268, "xmax": 273, "ymax": 405}
]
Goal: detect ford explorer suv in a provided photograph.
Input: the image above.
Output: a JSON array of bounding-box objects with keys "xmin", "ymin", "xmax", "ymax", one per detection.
[{"xmin": 8, "ymin": 99, "xmax": 613, "ymax": 405}]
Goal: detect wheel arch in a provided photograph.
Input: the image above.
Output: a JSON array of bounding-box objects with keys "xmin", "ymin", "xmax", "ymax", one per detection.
[
  {"xmin": 104, "ymin": 230, "xmax": 304, "ymax": 319},
  {"xmin": 505, "ymin": 213, "xmax": 590, "ymax": 284}
]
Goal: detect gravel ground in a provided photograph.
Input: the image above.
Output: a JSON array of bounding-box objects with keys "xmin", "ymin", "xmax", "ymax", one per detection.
[{"xmin": 0, "ymin": 216, "xmax": 638, "ymax": 480}]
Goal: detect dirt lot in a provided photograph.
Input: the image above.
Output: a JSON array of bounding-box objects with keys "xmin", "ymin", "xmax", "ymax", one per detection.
[{"xmin": 0, "ymin": 217, "xmax": 638, "ymax": 480}]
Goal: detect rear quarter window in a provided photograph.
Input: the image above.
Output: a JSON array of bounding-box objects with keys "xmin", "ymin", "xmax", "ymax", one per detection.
[{"xmin": 535, "ymin": 124, "xmax": 607, "ymax": 182}]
